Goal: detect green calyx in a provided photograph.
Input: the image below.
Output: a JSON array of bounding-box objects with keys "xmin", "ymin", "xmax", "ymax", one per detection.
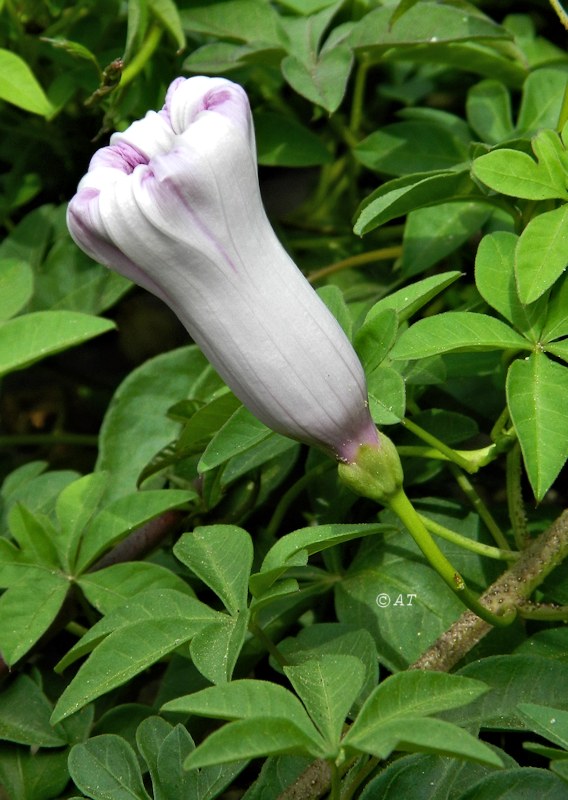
[{"xmin": 337, "ymin": 433, "xmax": 404, "ymax": 505}]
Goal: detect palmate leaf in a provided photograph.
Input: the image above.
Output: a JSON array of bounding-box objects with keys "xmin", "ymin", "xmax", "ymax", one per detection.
[
  {"xmin": 51, "ymin": 591, "xmax": 221, "ymax": 723},
  {"xmin": 343, "ymin": 672, "xmax": 499, "ymax": 765},
  {"xmin": 284, "ymin": 655, "xmax": 366, "ymax": 750},
  {"xmin": 507, "ymin": 353, "xmax": 568, "ymax": 500}
]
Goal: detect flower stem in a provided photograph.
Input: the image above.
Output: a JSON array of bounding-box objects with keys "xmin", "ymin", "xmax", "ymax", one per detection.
[
  {"xmin": 401, "ymin": 417, "xmax": 476, "ymax": 473},
  {"xmin": 449, "ymin": 464, "xmax": 511, "ymax": 551},
  {"xmin": 387, "ymin": 489, "xmax": 516, "ymax": 627},
  {"xmin": 121, "ymin": 24, "xmax": 163, "ymax": 87},
  {"xmin": 420, "ymin": 514, "xmax": 519, "ymax": 561}
]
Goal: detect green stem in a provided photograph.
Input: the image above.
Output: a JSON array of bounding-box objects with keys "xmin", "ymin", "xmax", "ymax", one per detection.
[
  {"xmin": 248, "ymin": 621, "xmax": 289, "ymax": 668},
  {"xmin": 265, "ymin": 461, "xmax": 334, "ymax": 539},
  {"xmin": 518, "ymin": 602, "xmax": 568, "ymax": 621},
  {"xmin": 550, "ymin": 0, "xmax": 568, "ymax": 30},
  {"xmin": 329, "ymin": 761, "xmax": 341, "ymax": 800},
  {"xmin": 490, "ymin": 405, "xmax": 510, "ymax": 442},
  {"xmin": 349, "ymin": 58, "xmax": 370, "ymax": 138},
  {"xmin": 506, "ymin": 442, "xmax": 529, "ymax": 550},
  {"xmin": 120, "ymin": 25, "xmax": 163, "ymax": 87},
  {"xmin": 420, "ymin": 514, "xmax": 519, "ymax": 562},
  {"xmin": 401, "ymin": 418, "xmax": 476, "ymax": 473},
  {"xmin": 449, "ymin": 464, "xmax": 511, "ymax": 551},
  {"xmin": 558, "ymin": 81, "xmax": 568, "ymax": 129},
  {"xmin": 387, "ymin": 489, "xmax": 516, "ymax": 627}
]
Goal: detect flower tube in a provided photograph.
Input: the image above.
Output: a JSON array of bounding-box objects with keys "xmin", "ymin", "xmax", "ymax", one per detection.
[{"xmin": 67, "ymin": 76, "xmax": 378, "ymax": 461}]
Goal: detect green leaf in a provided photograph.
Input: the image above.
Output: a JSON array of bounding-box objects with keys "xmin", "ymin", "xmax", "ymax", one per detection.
[
  {"xmin": 350, "ymin": 3, "xmax": 509, "ymax": 51},
  {"xmin": 0, "ymin": 48, "xmax": 55, "ymax": 116},
  {"xmin": 546, "ymin": 339, "xmax": 568, "ymax": 364},
  {"xmin": 474, "ymin": 231, "xmax": 545, "ymax": 339},
  {"xmin": 7, "ymin": 504, "xmax": 58, "ymax": 566},
  {"xmin": 68, "ymin": 735, "xmax": 151, "ymax": 800},
  {"xmin": 277, "ymin": 625, "xmax": 378, "ymax": 712},
  {"xmin": 52, "ymin": 591, "xmax": 219, "ymax": 722},
  {"xmin": 0, "ymin": 259, "xmax": 33, "ymax": 320},
  {"xmin": 367, "ymin": 366, "xmax": 406, "ymax": 425},
  {"xmin": 347, "ymin": 715, "xmax": 502, "ymax": 766},
  {"xmin": 354, "ymin": 309, "xmax": 398, "ymax": 373},
  {"xmin": 402, "ymin": 203, "xmax": 491, "ymax": 277},
  {"xmin": 506, "ymin": 353, "xmax": 568, "ymax": 500},
  {"xmin": 254, "ymin": 112, "xmax": 332, "ymax": 167},
  {"xmin": 346, "ymin": 671, "xmax": 490, "ymax": 744},
  {"xmin": 198, "ymin": 406, "xmax": 279, "ymax": 473},
  {"xmin": 183, "ymin": 717, "xmax": 323, "ymax": 769},
  {"xmin": 0, "ymin": 675, "xmax": 67, "ymax": 747},
  {"xmin": 515, "ymin": 205, "xmax": 568, "ymax": 303},
  {"xmin": 179, "ymin": 0, "xmax": 283, "ymax": 45},
  {"xmin": 542, "ymin": 276, "xmax": 568, "ymax": 342},
  {"xmin": 277, "ymin": 0, "xmax": 339, "ymax": 12},
  {"xmin": 355, "ymin": 120, "xmax": 468, "ymax": 176},
  {"xmin": 284, "ymin": 655, "xmax": 366, "ymax": 750},
  {"xmin": 354, "ymin": 169, "xmax": 478, "ymax": 235},
  {"xmin": 453, "ymin": 655, "xmax": 568, "ymax": 729},
  {"xmin": 466, "ymin": 79, "xmax": 514, "ymax": 144},
  {"xmin": 97, "ymin": 346, "xmax": 214, "ymax": 499},
  {"xmin": 174, "ymin": 526, "xmax": 252, "ymax": 615},
  {"xmin": 75, "ymin": 489, "xmax": 194, "ymax": 573},
  {"xmin": 0, "ymin": 311, "xmax": 114, "ymax": 378},
  {"xmin": 0, "ymin": 745, "xmax": 70, "ymax": 800},
  {"xmin": 78, "ymin": 562, "xmax": 194, "ymax": 615},
  {"xmin": 40, "ymin": 37, "xmax": 100, "ymax": 68},
  {"xmin": 391, "ymin": 312, "xmax": 529, "ymax": 360},
  {"xmin": 190, "ymin": 610, "xmax": 249, "ymax": 684},
  {"xmin": 56, "ymin": 589, "xmax": 219, "ymax": 673},
  {"xmin": 343, "ymin": 674, "xmax": 500, "ymax": 764},
  {"xmin": 250, "ymin": 522, "xmax": 389, "ymax": 597},
  {"xmin": 365, "ymin": 272, "xmax": 462, "ymax": 323},
  {"xmin": 359, "ymin": 751, "xmax": 517, "ymax": 800},
  {"xmin": 55, "ymin": 472, "xmax": 109, "ymax": 573},
  {"xmin": 155, "ymin": 725, "xmax": 196, "ymax": 799},
  {"xmin": 472, "ymin": 130, "xmax": 568, "ymax": 200},
  {"xmin": 148, "ymin": 0, "xmax": 185, "ymax": 49},
  {"xmin": 457, "ymin": 767, "xmax": 568, "ymax": 798},
  {"xmin": 176, "ymin": 392, "xmax": 241, "ymax": 456},
  {"xmin": 281, "ymin": 46, "xmax": 353, "ymax": 113},
  {"xmin": 0, "ymin": 569, "xmax": 69, "ymax": 665},
  {"xmin": 516, "ymin": 68, "xmax": 568, "ymax": 136},
  {"xmin": 517, "ymin": 704, "xmax": 568, "ymax": 750},
  {"xmin": 162, "ymin": 679, "xmax": 320, "ymax": 745}
]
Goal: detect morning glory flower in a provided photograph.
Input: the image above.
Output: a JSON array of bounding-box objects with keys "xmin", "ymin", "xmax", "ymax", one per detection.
[{"xmin": 67, "ymin": 76, "xmax": 378, "ymax": 461}]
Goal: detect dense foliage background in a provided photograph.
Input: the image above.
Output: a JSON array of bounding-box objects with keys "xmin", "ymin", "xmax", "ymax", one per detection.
[{"xmin": 1, "ymin": 0, "xmax": 568, "ymax": 798}]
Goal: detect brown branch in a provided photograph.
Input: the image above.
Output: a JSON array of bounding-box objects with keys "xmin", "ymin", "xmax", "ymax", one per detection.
[{"xmin": 410, "ymin": 507, "xmax": 568, "ymax": 671}]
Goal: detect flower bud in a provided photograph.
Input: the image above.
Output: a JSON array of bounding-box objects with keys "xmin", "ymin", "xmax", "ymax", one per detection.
[{"xmin": 68, "ymin": 76, "xmax": 378, "ymax": 461}]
